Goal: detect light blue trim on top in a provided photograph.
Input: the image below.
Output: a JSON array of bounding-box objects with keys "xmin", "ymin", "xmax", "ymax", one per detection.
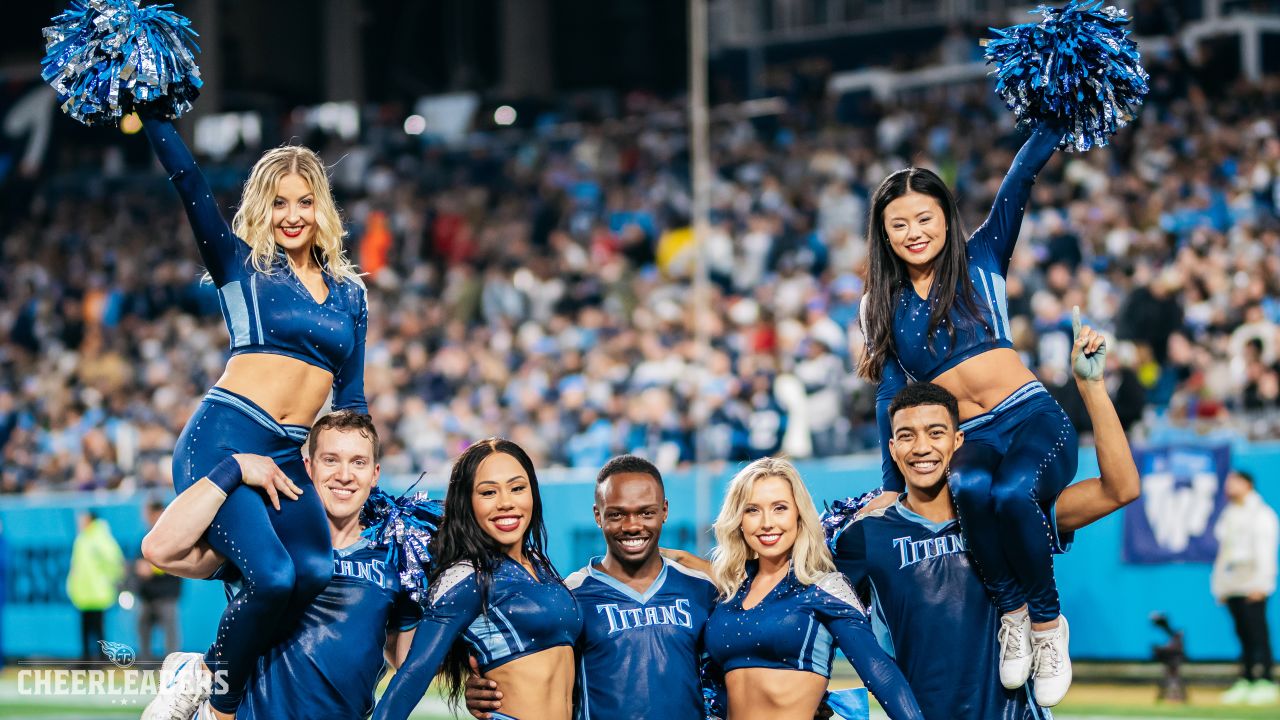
[
  {"xmin": 810, "ymin": 624, "xmax": 833, "ymax": 677},
  {"xmin": 958, "ymin": 381, "xmax": 1047, "ymax": 433},
  {"xmin": 865, "ymin": 576, "xmax": 896, "ymax": 659},
  {"xmin": 336, "ymin": 537, "xmax": 370, "ymax": 557},
  {"xmin": 490, "ymin": 607, "xmax": 526, "ymax": 653},
  {"xmin": 799, "ymin": 616, "xmax": 817, "ymax": 671},
  {"xmin": 219, "ymin": 281, "xmax": 251, "ymax": 348},
  {"xmin": 204, "ymin": 387, "xmax": 311, "ymax": 443},
  {"xmin": 465, "ymin": 616, "xmax": 509, "ymax": 667},
  {"xmin": 990, "ymin": 272, "xmax": 1011, "ymax": 341},
  {"xmin": 584, "ymin": 556, "xmax": 669, "ymax": 604},
  {"xmin": 893, "ymin": 498, "xmax": 959, "ymax": 535},
  {"xmin": 975, "ymin": 268, "xmax": 1005, "ymax": 341},
  {"xmin": 249, "ymin": 273, "xmax": 264, "ymax": 343}
]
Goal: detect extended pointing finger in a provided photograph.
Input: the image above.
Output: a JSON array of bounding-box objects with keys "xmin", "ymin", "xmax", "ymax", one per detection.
[{"xmin": 1072, "ymin": 305, "xmax": 1082, "ymax": 338}]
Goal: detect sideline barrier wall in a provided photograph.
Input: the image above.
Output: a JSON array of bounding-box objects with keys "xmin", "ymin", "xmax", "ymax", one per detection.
[{"xmin": 2, "ymin": 445, "xmax": 1276, "ymax": 661}]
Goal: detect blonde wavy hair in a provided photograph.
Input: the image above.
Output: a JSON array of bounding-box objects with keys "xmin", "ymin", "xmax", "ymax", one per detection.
[
  {"xmin": 709, "ymin": 456, "xmax": 835, "ymax": 599},
  {"xmin": 230, "ymin": 145, "xmax": 360, "ymax": 283}
]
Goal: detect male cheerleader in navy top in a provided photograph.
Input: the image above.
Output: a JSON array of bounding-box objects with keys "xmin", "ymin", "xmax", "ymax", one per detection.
[
  {"xmin": 856, "ymin": 124, "xmax": 1083, "ymax": 704},
  {"xmin": 141, "ymin": 411, "xmax": 417, "ymax": 719},
  {"xmin": 703, "ymin": 458, "xmax": 924, "ymax": 720},
  {"xmin": 835, "ymin": 316, "xmax": 1140, "ymax": 718},
  {"xmin": 373, "ymin": 439, "xmax": 583, "ymax": 720},
  {"xmin": 464, "ymin": 454, "xmax": 723, "ymax": 720},
  {"xmin": 138, "ymin": 117, "xmax": 369, "ymax": 720}
]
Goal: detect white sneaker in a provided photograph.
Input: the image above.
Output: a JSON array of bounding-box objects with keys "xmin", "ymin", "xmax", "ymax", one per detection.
[
  {"xmin": 1031, "ymin": 615, "xmax": 1073, "ymax": 707},
  {"xmin": 998, "ymin": 609, "xmax": 1033, "ymax": 689},
  {"xmin": 141, "ymin": 652, "xmax": 213, "ymax": 720}
]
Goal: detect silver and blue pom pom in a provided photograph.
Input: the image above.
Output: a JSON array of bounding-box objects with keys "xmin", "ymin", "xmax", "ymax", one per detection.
[
  {"xmin": 41, "ymin": 0, "xmax": 202, "ymax": 126},
  {"xmin": 984, "ymin": 1, "xmax": 1149, "ymax": 152},
  {"xmin": 361, "ymin": 485, "xmax": 446, "ymax": 604},
  {"xmin": 821, "ymin": 490, "xmax": 883, "ymax": 550}
]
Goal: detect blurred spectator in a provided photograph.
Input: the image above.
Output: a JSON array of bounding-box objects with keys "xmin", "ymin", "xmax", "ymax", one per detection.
[
  {"xmin": 1213, "ymin": 470, "xmax": 1279, "ymax": 706},
  {"xmin": 2, "ymin": 23, "xmax": 1280, "ymax": 485},
  {"xmin": 134, "ymin": 500, "xmax": 182, "ymax": 661},
  {"xmin": 66, "ymin": 510, "xmax": 124, "ymax": 663}
]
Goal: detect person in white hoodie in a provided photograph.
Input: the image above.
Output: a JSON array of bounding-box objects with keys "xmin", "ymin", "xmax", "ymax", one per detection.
[{"xmin": 1212, "ymin": 470, "xmax": 1279, "ymax": 706}]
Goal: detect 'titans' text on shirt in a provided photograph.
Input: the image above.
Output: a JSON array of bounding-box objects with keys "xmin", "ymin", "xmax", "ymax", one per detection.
[
  {"xmin": 893, "ymin": 534, "xmax": 968, "ymax": 569},
  {"xmin": 596, "ymin": 599, "xmax": 693, "ymax": 634}
]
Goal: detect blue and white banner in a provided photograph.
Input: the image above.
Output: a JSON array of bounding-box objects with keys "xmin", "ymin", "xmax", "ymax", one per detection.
[{"xmin": 1123, "ymin": 445, "xmax": 1230, "ymax": 564}]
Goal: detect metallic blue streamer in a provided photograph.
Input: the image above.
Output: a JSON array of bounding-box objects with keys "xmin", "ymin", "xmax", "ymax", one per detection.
[
  {"xmin": 41, "ymin": 0, "xmax": 202, "ymax": 126},
  {"xmin": 820, "ymin": 490, "xmax": 883, "ymax": 551},
  {"xmin": 360, "ymin": 485, "xmax": 446, "ymax": 604},
  {"xmin": 983, "ymin": 1, "xmax": 1149, "ymax": 152}
]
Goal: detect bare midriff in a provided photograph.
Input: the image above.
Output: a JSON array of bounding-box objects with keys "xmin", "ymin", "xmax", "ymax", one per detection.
[
  {"xmin": 724, "ymin": 667, "xmax": 829, "ymax": 720},
  {"xmin": 214, "ymin": 354, "xmax": 335, "ymax": 426},
  {"xmin": 930, "ymin": 348, "xmax": 1037, "ymax": 421},
  {"xmin": 482, "ymin": 645, "xmax": 576, "ymax": 720}
]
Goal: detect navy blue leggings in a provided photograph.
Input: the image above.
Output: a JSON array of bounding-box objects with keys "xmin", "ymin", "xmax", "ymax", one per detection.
[
  {"xmin": 172, "ymin": 388, "xmax": 331, "ymax": 712},
  {"xmin": 948, "ymin": 383, "xmax": 1077, "ymax": 624}
]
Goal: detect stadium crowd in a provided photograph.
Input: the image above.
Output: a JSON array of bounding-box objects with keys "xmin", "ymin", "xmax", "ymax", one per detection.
[{"xmin": 2, "ymin": 38, "xmax": 1279, "ymax": 493}]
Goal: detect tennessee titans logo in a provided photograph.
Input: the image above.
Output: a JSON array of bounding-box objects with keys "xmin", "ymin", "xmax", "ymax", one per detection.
[{"xmin": 98, "ymin": 640, "xmax": 136, "ymax": 668}]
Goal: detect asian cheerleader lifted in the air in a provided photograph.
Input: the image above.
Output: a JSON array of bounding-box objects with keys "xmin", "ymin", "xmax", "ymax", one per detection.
[
  {"xmin": 42, "ymin": 3, "xmax": 369, "ymax": 718},
  {"xmin": 854, "ymin": 2, "xmax": 1149, "ymax": 708}
]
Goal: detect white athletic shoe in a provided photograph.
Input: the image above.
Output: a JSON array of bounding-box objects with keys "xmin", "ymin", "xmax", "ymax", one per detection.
[
  {"xmin": 998, "ymin": 609, "xmax": 1033, "ymax": 689},
  {"xmin": 141, "ymin": 652, "xmax": 212, "ymax": 720},
  {"xmin": 1031, "ymin": 615, "xmax": 1073, "ymax": 707}
]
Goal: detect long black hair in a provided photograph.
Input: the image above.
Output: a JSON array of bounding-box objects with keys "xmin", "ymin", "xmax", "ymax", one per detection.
[
  {"xmin": 427, "ymin": 437, "xmax": 559, "ymax": 709},
  {"xmin": 858, "ymin": 167, "xmax": 988, "ymax": 382}
]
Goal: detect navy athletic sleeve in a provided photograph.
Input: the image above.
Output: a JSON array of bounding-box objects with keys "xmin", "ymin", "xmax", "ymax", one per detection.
[
  {"xmin": 330, "ymin": 290, "xmax": 368, "ymax": 413},
  {"xmin": 832, "ymin": 519, "xmax": 869, "ymax": 589},
  {"xmin": 373, "ymin": 563, "xmax": 482, "ymax": 720},
  {"xmin": 142, "ymin": 118, "xmax": 245, "ymax": 287},
  {"xmin": 968, "ymin": 124, "xmax": 1062, "ymax": 276},
  {"xmin": 812, "ymin": 574, "xmax": 924, "ymax": 720},
  {"xmin": 389, "ymin": 588, "xmax": 425, "ymax": 634}
]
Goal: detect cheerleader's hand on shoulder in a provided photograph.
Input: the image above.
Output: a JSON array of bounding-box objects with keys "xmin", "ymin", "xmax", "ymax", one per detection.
[
  {"xmin": 855, "ymin": 491, "xmax": 897, "ymax": 520},
  {"xmin": 660, "ymin": 548, "xmax": 711, "ymax": 574},
  {"xmin": 1071, "ymin": 306, "xmax": 1106, "ymax": 383}
]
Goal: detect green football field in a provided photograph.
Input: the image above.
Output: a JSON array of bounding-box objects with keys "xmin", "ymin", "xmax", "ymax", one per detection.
[{"xmin": 1, "ymin": 668, "xmax": 1277, "ymax": 719}]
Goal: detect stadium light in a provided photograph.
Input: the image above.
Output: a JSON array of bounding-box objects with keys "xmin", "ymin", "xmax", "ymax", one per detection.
[
  {"xmin": 493, "ymin": 105, "xmax": 517, "ymax": 126},
  {"xmin": 403, "ymin": 114, "xmax": 427, "ymax": 135}
]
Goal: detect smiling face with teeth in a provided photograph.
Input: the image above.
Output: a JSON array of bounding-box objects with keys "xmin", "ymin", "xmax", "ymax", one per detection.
[
  {"xmin": 883, "ymin": 191, "xmax": 947, "ymax": 275},
  {"xmin": 740, "ymin": 475, "xmax": 799, "ymax": 564},
  {"xmin": 890, "ymin": 403, "xmax": 965, "ymax": 493},
  {"xmin": 306, "ymin": 426, "xmax": 379, "ymax": 526},
  {"xmin": 595, "ymin": 471, "xmax": 668, "ymax": 571},
  {"xmin": 471, "ymin": 452, "xmax": 535, "ymax": 557},
  {"xmin": 272, "ymin": 172, "xmax": 317, "ymax": 254}
]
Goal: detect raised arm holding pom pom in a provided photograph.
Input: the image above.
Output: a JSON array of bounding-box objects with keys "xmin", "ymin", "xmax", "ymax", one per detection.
[{"xmin": 42, "ymin": 3, "xmax": 370, "ymax": 718}]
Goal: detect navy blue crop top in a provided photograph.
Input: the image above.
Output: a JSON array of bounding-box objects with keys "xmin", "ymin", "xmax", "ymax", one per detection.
[
  {"xmin": 372, "ymin": 558, "xmax": 584, "ymax": 720},
  {"xmin": 143, "ymin": 119, "xmax": 368, "ymax": 414},
  {"xmin": 705, "ymin": 563, "xmax": 924, "ymax": 720},
  {"xmin": 870, "ymin": 125, "xmax": 1061, "ymax": 490}
]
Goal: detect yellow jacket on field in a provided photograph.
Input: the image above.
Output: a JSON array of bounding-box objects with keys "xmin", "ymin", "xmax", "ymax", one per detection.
[{"xmin": 66, "ymin": 518, "xmax": 125, "ymax": 611}]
